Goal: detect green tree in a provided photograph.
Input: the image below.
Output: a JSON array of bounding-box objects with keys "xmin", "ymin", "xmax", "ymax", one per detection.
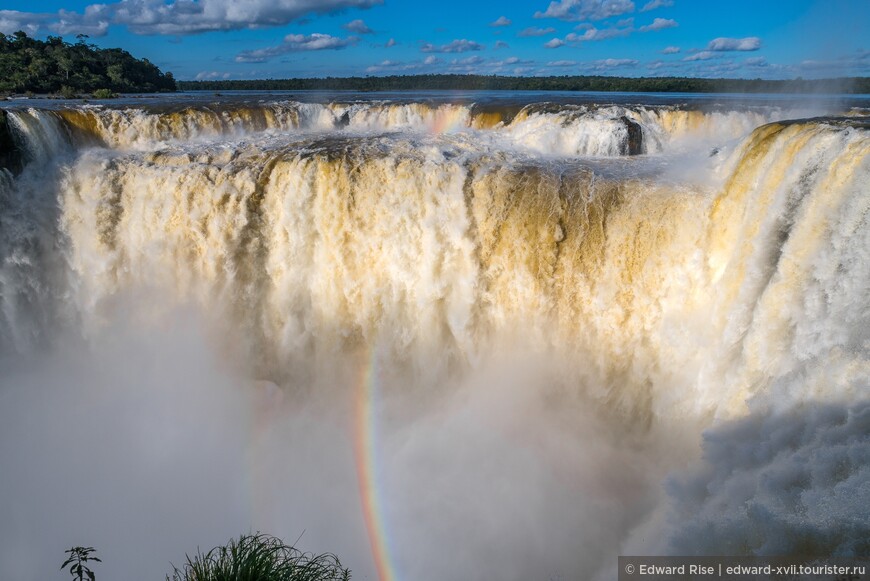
[{"xmin": 0, "ymin": 31, "xmax": 177, "ymax": 94}]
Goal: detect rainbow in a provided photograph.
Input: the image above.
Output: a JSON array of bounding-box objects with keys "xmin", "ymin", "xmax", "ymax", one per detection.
[
  {"xmin": 429, "ymin": 106, "xmax": 469, "ymax": 135},
  {"xmin": 354, "ymin": 347, "xmax": 399, "ymax": 581}
]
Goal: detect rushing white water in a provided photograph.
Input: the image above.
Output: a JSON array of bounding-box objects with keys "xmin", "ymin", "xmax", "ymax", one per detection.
[
  {"xmin": 3, "ymin": 100, "xmax": 806, "ymax": 156},
  {"xmin": 0, "ymin": 98, "xmax": 867, "ymax": 581}
]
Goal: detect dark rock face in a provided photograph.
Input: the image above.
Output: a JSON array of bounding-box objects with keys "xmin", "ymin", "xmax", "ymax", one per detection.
[
  {"xmin": 620, "ymin": 115, "xmax": 644, "ymax": 156},
  {"xmin": 0, "ymin": 110, "xmax": 24, "ymax": 174}
]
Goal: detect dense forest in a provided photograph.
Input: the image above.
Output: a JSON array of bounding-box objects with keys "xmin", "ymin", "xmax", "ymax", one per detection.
[
  {"xmin": 180, "ymin": 74, "xmax": 870, "ymax": 94},
  {"xmin": 0, "ymin": 31, "xmax": 176, "ymax": 94}
]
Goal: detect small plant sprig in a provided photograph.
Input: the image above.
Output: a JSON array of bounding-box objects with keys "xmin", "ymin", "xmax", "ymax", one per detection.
[{"xmin": 61, "ymin": 546, "xmax": 101, "ymax": 581}]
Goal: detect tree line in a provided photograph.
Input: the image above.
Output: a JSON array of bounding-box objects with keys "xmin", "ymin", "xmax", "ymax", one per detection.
[
  {"xmin": 179, "ymin": 74, "xmax": 870, "ymax": 94},
  {"xmin": 0, "ymin": 31, "xmax": 176, "ymax": 94}
]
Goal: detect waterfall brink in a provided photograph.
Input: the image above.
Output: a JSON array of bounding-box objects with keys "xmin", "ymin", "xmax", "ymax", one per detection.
[
  {"xmin": 5, "ymin": 110, "xmax": 863, "ymax": 416},
  {"xmin": 3, "ymin": 100, "xmax": 799, "ymax": 154},
  {"xmin": 0, "ymin": 97, "xmax": 867, "ymax": 581}
]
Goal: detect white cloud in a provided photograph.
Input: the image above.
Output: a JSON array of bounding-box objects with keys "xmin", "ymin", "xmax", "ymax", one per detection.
[
  {"xmin": 194, "ymin": 70, "xmax": 232, "ymax": 80},
  {"xmin": 583, "ymin": 58, "xmax": 638, "ymax": 69},
  {"xmin": 0, "ymin": 8, "xmax": 109, "ymax": 37},
  {"xmin": 51, "ymin": 9, "xmax": 112, "ymax": 36},
  {"xmin": 538, "ymin": 18, "xmax": 637, "ymax": 47},
  {"xmin": 744, "ymin": 56, "xmax": 767, "ymax": 67},
  {"xmin": 534, "ymin": 0, "xmax": 635, "ymax": 22},
  {"xmin": 343, "ymin": 19, "xmax": 373, "ymax": 34},
  {"xmin": 0, "ymin": 11, "xmax": 42, "ymax": 36},
  {"xmin": 518, "ymin": 26, "xmax": 556, "ymax": 37},
  {"xmin": 365, "ymin": 59, "xmax": 420, "ymax": 73},
  {"xmin": 452, "ymin": 55, "xmax": 485, "ymax": 65},
  {"xmin": 235, "ymin": 33, "xmax": 357, "ymax": 62},
  {"xmin": 490, "ymin": 16, "xmax": 512, "ymax": 27},
  {"xmin": 567, "ymin": 25, "xmax": 632, "ymax": 41},
  {"xmin": 692, "ymin": 60, "xmax": 741, "ymax": 76},
  {"xmin": 420, "ymin": 39, "xmax": 484, "ymax": 53},
  {"xmin": 0, "ymin": 0, "xmax": 383, "ymax": 36},
  {"xmin": 495, "ymin": 40, "xmax": 510, "ymax": 49},
  {"xmin": 661, "ymin": 45, "xmax": 680, "ymax": 54},
  {"xmin": 547, "ymin": 60, "xmax": 577, "ymax": 66},
  {"xmin": 640, "ymin": 0, "xmax": 673, "ymax": 12},
  {"xmin": 540, "ymin": 24, "xmax": 633, "ymax": 49},
  {"xmin": 365, "ymin": 54, "xmax": 537, "ymax": 76},
  {"xmin": 616, "ymin": 17, "xmax": 634, "ymax": 27},
  {"xmin": 796, "ymin": 51, "xmax": 870, "ymax": 74},
  {"xmin": 683, "ymin": 50, "xmax": 717, "ymax": 61},
  {"xmin": 707, "ymin": 36, "xmax": 761, "ymax": 51},
  {"xmin": 639, "ymin": 17, "xmax": 677, "ymax": 32},
  {"xmin": 385, "ymin": 37, "xmax": 396, "ymax": 47},
  {"xmin": 365, "ymin": 56, "xmax": 445, "ymax": 73}
]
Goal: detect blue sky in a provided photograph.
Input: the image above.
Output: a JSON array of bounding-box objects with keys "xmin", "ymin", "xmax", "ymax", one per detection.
[{"xmin": 1, "ymin": 0, "xmax": 867, "ymax": 81}]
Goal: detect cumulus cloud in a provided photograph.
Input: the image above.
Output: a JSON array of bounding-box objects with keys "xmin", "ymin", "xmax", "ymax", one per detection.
[
  {"xmin": 452, "ymin": 55, "xmax": 485, "ymax": 66},
  {"xmin": 0, "ymin": 11, "xmax": 41, "ymax": 36},
  {"xmin": 639, "ymin": 17, "xmax": 677, "ymax": 32},
  {"xmin": 539, "ymin": 18, "xmax": 636, "ymax": 46},
  {"xmin": 534, "ymin": 0, "xmax": 635, "ymax": 22},
  {"xmin": 582, "ymin": 58, "xmax": 638, "ymax": 70},
  {"xmin": 385, "ymin": 37, "xmax": 396, "ymax": 47},
  {"xmin": 490, "ymin": 16, "xmax": 512, "ymax": 27},
  {"xmin": 568, "ymin": 25, "xmax": 632, "ymax": 41},
  {"xmin": 661, "ymin": 45, "xmax": 680, "ymax": 54},
  {"xmin": 343, "ymin": 19, "xmax": 373, "ymax": 34},
  {"xmin": 195, "ymin": 70, "xmax": 231, "ymax": 80},
  {"xmin": 518, "ymin": 26, "xmax": 556, "ymax": 37},
  {"xmin": 547, "ymin": 60, "xmax": 577, "ymax": 66},
  {"xmin": 0, "ymin": 0, "xmax": 383, "ymax": 37},
  {"xmin": 365, "ymin": 54, "xmax": 530, "ymax": 75},
  {"xmin": 489, "ymin": 56, "xmax": 534, "ymax": 70},
  {"xmin": 235, "ymin": 33, "xmax": 357, "ymax": 63},
  {"xmin": 683, "ymin": 51, "xmax": 718, "ymax": 61},
  {"xmin": 0, "ymin": 8, "xmax": 109, "ymax": 37},
  {"xmin": 495, "ymin": 40, "xmax": 510, "ymax": 49},
  {"xmin": 365, "ymin": 58, "xmax": 428, "ymax": 73},
  {"xmin": 707, "ymin": 36, "xmax": 761, "ymax": 51},
  {"xmin": 640, "ymin": 0, "xmax": 673, "ymax": 11},
  {"xmin": 420, "ymin": 39, "xmax": 484, "ymax": 53}
]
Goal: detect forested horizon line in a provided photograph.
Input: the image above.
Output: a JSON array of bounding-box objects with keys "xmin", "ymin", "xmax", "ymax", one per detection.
[{"xmin": 178, "ymin": 74, "xmax": 870, "ymax": 95}]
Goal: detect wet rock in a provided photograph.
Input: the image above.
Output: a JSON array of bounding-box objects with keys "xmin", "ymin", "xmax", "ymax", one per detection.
[
  {"xmin": 0, "ymin": 110, "xmax": 24, "ymax": 174},
  {"xmin": 620, "ymin": 115, "xmax": 643, "ymax": 156}
]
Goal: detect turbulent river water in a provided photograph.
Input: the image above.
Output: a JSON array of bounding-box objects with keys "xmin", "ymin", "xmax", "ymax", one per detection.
[{"xmin": 0, "ymin": 92, "xmax": 868, "ymax": 581}]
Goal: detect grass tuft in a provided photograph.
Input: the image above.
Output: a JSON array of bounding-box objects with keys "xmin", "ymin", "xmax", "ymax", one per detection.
[{"xmin": 166, "ymin": 533, "xmax": 351, "ymax": 581}]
